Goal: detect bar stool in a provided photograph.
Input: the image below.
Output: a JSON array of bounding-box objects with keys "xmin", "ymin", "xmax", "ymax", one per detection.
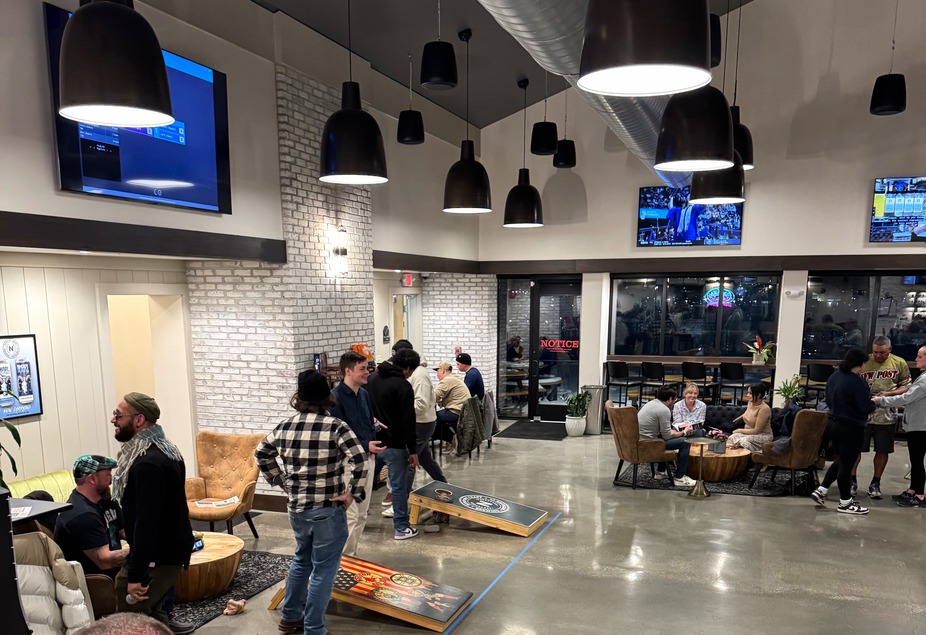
[
  {"xmin": 803, "ymin": 363, "xmax": 835, "ymax": 407},
  {"xmin": 719, "ymin": 362, "xmax": 748, "ymax": 404},
  {"xmin": 681, "ymin": 361, "xmax": 720, "ymax": 405},
  {"xmin": 640, "ymin": 361, "xmax": 668, "ymax": 402},
  {"xmin": 606, "ymin": 361, "xmax": 642, "ymax": 407}
]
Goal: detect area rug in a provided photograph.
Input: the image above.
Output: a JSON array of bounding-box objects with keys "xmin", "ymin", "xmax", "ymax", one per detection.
[
  {"xmin": 495, "ymin": 420, "xmax": 568, "ymax": 441},
  {"xmin": 614, "ymin": 466, "xmax": 813, "ymax": 497},
  {"xmin": 172, "ymin": 550, "xmax": 291, "ymax": 629}
]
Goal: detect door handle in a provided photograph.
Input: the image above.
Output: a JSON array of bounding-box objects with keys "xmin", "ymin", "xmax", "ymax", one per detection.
[{"xmin": 530, "ymin": 359, "xmax": 539, "ymax": 378}]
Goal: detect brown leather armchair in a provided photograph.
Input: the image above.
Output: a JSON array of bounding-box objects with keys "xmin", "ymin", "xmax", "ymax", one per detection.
[
  {"xmin": 606, "ymin": 401, "xmax": 678, "ymax": 489},
  {"xmin": 185, "ymin": 430, "xmax": 264, "ymax": 537},
  {"xmin": 748, "ymin": 409, "xmax": 827, "ymax": 495}
]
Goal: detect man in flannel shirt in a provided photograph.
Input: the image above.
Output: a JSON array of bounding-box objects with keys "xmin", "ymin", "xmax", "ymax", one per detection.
[{"xmin": 255, "ymin": 369, "xmax": 369, "ymax": 635}]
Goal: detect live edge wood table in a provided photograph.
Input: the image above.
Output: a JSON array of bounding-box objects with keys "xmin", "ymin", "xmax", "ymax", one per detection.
[
  {"xmin": 685, "ymin": 445, "xmax": 751, "ymax": 482},
  {"xmin": 174, "ymin": 531, "xmax": 244, "ymax": 602}
]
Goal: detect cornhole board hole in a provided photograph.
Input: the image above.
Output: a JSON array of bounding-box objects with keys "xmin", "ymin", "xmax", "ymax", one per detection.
[{"xmin": 409, "ymin": 481, "xmax": 548, "ymax": 537}]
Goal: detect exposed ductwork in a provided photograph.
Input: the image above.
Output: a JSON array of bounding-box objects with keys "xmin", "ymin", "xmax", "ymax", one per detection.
[{"xmin": 476, "ymin": 0, "xmax": 690, "ymax": 187}]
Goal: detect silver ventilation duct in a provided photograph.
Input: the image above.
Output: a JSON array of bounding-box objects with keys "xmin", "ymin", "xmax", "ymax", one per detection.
[{"xmin": 476, "ymin": 0, "xmax": 690, "ymax": 187}]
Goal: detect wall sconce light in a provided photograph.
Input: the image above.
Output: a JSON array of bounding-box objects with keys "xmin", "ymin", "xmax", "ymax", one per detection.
[{"xmin": 331, "ymin": 225, "xmax": 349, "ymax": 277}]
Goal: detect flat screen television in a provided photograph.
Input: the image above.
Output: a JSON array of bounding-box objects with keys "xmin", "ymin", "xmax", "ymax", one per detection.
[
  {"xmin": 870, "ymin": 177, "xmax": 926, "ymax": 243},
  {"xmin": 637, "ymin": 186, "xmax": 743, "ymax": 247},
  {"xmin": 44, "ymin": 3, "xmax": 232, "ymax": 214}
]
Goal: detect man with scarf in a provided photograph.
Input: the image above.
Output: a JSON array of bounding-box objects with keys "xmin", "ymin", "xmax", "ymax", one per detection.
[{"xmin": 112, "ymin": 392, "xmax": 193, "ymax": 629}]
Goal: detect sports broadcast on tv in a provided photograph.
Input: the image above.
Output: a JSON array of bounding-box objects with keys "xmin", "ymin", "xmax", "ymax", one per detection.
[
  {"xmin": 869, "ymin": 177, "xmax": 926, "ymax": 243},
  {"xmin": 637, "ymin": 186, "xmax": 743, "ymax": 247}
]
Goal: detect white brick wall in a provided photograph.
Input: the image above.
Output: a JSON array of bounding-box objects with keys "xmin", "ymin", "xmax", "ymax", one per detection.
[
  {"xmin": 422, "ymin": 273, "xmax": 498, "ymax": 397},
  {"xmin": 187, "ymin": 65, "xmax": 375, "ymax": 494}
]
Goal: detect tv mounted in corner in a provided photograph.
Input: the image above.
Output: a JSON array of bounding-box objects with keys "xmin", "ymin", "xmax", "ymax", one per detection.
[
  {"xmin": 43, "ymin": 2, "xmax": 232, "ymax": 214},
  {"xmin": 870, "ymin": 177, "xmax": 926, "ymax": 243},
  {"xmin": 637, "ymin": 186, "xmax": 743, "ymax": 247}
]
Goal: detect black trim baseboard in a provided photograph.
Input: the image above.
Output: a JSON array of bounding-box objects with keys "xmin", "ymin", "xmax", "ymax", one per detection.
[
  {"xmin": 0, "ymin": 211, "xmax": 287, "ymax": 263},
  {"xmin": 253, "ymin": 493, "xmax": 288, "ymax": 512}
]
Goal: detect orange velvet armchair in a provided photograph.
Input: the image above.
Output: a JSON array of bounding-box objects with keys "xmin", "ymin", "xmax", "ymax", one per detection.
[
  {"xmin": 606, "ymin": 401, "xmax": 678, "ymax": 489},
  {"xmin": 185, "ymin": 430, "xmax": 264, "ymax": 538}
]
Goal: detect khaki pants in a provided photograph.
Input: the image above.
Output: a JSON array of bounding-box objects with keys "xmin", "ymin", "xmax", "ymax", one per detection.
[
  {"xmin": 115, "ymin": 564, "xmax": 182, "ymax": 624},
  {"xmin": 343, "ymin": 456, "xmax": 375, "ymax": 556}
]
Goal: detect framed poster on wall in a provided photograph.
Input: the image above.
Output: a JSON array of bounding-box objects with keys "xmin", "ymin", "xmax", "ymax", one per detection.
[{"xmin": 0, "ymin": 335, "xmax": 43, "ymax": 420}]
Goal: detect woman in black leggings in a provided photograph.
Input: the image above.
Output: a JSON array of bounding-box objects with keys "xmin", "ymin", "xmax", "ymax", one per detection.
[
  {"xmin": 811, "ymin": 348, "xmax": 876, "ymax": 514},
  {"xmin": 874, "ymin": 345, "xmax": 926, "ymax": 507}
]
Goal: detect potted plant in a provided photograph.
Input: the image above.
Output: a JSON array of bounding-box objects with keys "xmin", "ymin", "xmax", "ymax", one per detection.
[
  {"xmin": 565, "ymin": 391, "xmax": 591, "ymax": 436},
  {"xmin": 706, "ymin": 428, "xmax": 728, "ymax": 453},
  {"xmin": 774, "ymin": 374, "xmax": 804, "ymax": 406},
  {"xmin": 743, "ymin": 335, "xmax": 775, "ymax": 365},
  {"xmin": 0, "ymin": 391, "xmax": 22, "ymax": 488}
]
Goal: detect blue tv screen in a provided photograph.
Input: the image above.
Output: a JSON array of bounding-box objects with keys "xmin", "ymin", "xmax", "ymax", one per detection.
[
  {"xmin": 637, "ymin": 186, "xmax": 743, "ymax": 247},
  {"xmin": 870, "ymin": 177, "xmax": 926, "ymax": 243},
  {"xmin": 44, "ymin": 3, "xmax": 232, "ymax": 214}
]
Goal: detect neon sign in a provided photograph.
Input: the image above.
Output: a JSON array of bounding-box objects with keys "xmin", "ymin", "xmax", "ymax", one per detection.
[{"xmin": 703, "ymin": 288, "xmax": 735, "ymax": 308}]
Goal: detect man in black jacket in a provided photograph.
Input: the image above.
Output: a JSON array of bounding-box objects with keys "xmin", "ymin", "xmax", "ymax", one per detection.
[
  {"xmin": 110, "ymin": 392, "xmax": 193, "ymax": 628},
  {"xmin": 366, "ymin": 349, "xmax": 420, "ymax": 540}
]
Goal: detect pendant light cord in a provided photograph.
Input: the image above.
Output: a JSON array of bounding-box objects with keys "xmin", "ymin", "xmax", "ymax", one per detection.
[
  {"xmin": 889, "ymin": 0, "xmax": 899, "ymax": 73},
  {"xmin": 543, "ymin": 72, "xmax": 548, "ymax": 122},
  {"xmin": 437, "ymin": 0, "xmax": 442, "ymax": 41},
  {"xmin": 563, "ymin": 91, "xmax": 568, "ymax": 140},
  {"xmin": 522, "ymin": 85, "xmax": 527, "ymax": 169},
  {"xmin": 733, "ymin": 1, "xmax": 742, "ymax": 106},
  {"xmin": 407, "ymin": 53, "xmax": 413, "ymax": 109},
  {"xmin": 465, "ymin": 35, "xmax": 470, "ymax": 141},
  {"xmin": 347, "ymin": 0, "xmax": 352, "ymax": 81},
  {"xmin": 721, "ymin": 0, "xmax": 731, "ymax": 97}
]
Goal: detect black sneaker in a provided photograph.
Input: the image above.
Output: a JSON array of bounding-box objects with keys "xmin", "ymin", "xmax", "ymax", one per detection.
[
  {"xmin": 169, "ymin": 619, "xmax": 196, "ymax": 635},
  {"xmin": 810, "ymin": 490, "xmax": 826, "ymax": 506},
  {"xmin": 850, "ymin": 482, "xmax": 858, "ymax": 498},
  {"xmin": 868, "ymin": 484, "xmax": 883, "ymax": 499},
  {"xmin": 836, "ymin": 500, "xmax": 869, "ymax": 515},
  {"xmin": 896, "ymin": 496, "xmax": 926, "ymax": 508},
  {"xmin": 891, "ymin": 491, "xmax": 914, "ymax": 502}
]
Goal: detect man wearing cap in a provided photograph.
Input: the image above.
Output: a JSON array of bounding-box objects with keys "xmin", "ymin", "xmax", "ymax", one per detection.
[
  {"xmin": 455, "ymin": 353, "xmax": 485, "ymax": 400},
  {"xmin": 54, "ymin": 454, "xmax": 128, "ymax": 580},
  {"xmin": 110, "ymin": 392, "xmax": 193, "ymax": 630},
  {"xmin": 434, "ymin": 361, "xmax": 471, "ymax": 449},
  {"xmin": 255, "ymin": 369, "xmax": 368, "ymax": 635}
]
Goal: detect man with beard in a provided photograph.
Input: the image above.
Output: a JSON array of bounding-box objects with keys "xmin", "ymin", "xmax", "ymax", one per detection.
[
  {"xmin": 110, "ymin": 392, "xmax": 193, "ymax": 631},
  {"xmin": 54, "ymin": 454, "xmax": 128, "ymax": 580}
]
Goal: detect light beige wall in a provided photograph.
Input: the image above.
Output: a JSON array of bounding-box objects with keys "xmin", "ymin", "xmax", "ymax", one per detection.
[
  {"xmin": 108, "ymin": 296, "xmax": 156, "ymax": 399},
  {"xmin": 0, "ymin": 253, "xmax": 186, "ymax": 481},
  {"xmin": 478, "ymin": 0, "xmax": 926, "ymax": 262}
]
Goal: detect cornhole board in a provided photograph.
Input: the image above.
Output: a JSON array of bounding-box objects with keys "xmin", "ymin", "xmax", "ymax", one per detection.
[
  {"xmin": 409, "ymin": 481, "xmax": 548, "ymax": 537},
  {"xmin": 269, "ymin": 556, "xmax": 473, "ymax": 632}
]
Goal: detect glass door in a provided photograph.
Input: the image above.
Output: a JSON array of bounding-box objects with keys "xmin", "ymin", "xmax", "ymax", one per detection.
[
  {"xmin": 532, "ymin": 281, "xmax": 582, "ymax": 422},
  {"xmin": 498, "ymin": 280, "xmax": 531, "ymax": 418}
]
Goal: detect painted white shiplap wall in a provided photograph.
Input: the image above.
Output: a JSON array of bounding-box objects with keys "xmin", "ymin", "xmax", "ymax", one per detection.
[{"xmin": 0, "ymin": 254, "xmax": 186, "ymax": 481}]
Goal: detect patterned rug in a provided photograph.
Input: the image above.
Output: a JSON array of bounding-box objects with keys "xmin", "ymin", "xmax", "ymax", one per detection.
[
  {"xmin": 614, "ymin": 465, "xmax": 816, "ymax": 497},
  {"xmin": 172, "ymin": 550, "xmax": 291, "ymax": 629}
]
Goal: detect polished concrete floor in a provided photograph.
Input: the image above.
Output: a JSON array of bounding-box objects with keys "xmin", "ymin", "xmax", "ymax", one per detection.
[{"xmin": 196, "ymin": 426, "xmax": 926, "ymax": 634}]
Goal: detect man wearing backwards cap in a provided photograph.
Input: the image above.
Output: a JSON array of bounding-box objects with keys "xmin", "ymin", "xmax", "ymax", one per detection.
[
  {"xmin": 256, "ymin": 369, "xmax": 368, "ymax": 635},
  {"xmin": 54, "ymin": 454, "xmax": 128, "ymax": 580},
  {"xmin": 110, "ymin": 392, "xmax": 193, "ymax": 632}
]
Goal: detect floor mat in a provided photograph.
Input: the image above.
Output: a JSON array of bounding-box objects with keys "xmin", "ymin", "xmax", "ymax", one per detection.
[
  {"xmin": 495, "ymin": 420, "xmax": 568, "ymax": 441},
  {"xmin": 614, "ymin": 465, "xmax": 815, "ymax": 497}
]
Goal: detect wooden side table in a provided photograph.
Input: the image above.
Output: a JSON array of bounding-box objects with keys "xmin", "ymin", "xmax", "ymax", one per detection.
[{"xmin": 174, "ymin": 531, "xmax": 244, "ymax": 602}]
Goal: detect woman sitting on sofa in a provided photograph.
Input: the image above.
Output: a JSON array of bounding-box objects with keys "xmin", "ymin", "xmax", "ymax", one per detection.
[
  {"xmin": 673, "ymin": 383, "xmax": 707, "ymax": 430},
  {"xmin": 728, "ymin": 383, "xmax": 773, "ymax": 451}
]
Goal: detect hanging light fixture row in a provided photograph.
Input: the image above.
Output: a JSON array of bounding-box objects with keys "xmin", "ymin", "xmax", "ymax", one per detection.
[
  {"xmin": 319, "ymin": 0, "xmax": 387, "ymax": 185},
  {"xmin": 504, "ymin": 78, "xmax": 543, "ymax": 228},
  {"xmin": 554, "ymin": 90, "xmax": 576, "ymax": 169},
  {"xmin": 530, "ymin": 72, "xmax": 558, "ymax": 155},
  {"xmin": 397, "ymin": 53, "xmax": 425, "ymax": 144},
  {"xmin": 729, "ymin": 3, "xmax": 755, "ymax": 170},
  {"xmin": 58, "ymin": 0, "xmax": 173, "ymax": 128},
  {"xmin": 443, "ymin": 28, "xmax": 492, "ymax": 214},
  {"xmin": 870, "ymin": 0, "xmax": 906, "ymax": 116},
  {"xmin": 420, "ymin": 0, "xmax": 457, "ymax": 90}
]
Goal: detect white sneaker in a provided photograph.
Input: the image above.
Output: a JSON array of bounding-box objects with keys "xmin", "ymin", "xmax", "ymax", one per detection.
[
  {"xmin": 654, "ymin": 471, "xmax": 669, "ymax": 481},
  {"xmin": 674, "ymin": 476, "xmax": 696, "ymax": 487},
  {"xmin": 382, "ymin": 507, "xmax": 394, "ymax": 518}
]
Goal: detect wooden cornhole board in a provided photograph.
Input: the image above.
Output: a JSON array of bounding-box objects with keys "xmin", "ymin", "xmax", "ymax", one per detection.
[
  {"xmin": 268, "ymin": 555, "xmax": 472, "ymax": 632},
  {"xmin": 409, "ymin": 481, "xmax": 548, "ymax": 537}
]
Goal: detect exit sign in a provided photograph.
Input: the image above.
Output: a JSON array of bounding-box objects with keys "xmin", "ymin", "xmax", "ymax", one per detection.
[{"xmin": 402, "ymin": 274, "xmax": 414, "ymax": 287}]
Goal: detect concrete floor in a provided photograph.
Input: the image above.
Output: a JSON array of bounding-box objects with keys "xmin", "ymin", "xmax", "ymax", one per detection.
[{"xmin": 196, "ymin": 426, "xmax": 926, "ymax": 634}]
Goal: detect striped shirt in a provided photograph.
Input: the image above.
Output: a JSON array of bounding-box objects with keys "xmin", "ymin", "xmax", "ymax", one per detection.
[{"xmin": 255, "ymin": 411, "xmax": 369, "ymax": 514}]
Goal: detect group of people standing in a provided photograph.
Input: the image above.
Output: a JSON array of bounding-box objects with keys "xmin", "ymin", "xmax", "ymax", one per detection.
[{"xmin": 254, "ymin": 340, "xmax": 485, "ymax": 635}]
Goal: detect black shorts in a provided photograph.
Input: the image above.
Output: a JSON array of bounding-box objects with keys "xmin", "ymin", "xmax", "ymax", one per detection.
[{"xmin": 861, "ymin": 424, "xmax": 894, "ymax": 454}]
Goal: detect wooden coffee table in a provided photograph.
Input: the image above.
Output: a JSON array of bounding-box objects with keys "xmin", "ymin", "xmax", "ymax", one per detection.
[
  {"xmin": 686, "ymin": 445, "xmax": 751, "ymax": 482},
  {"xmin": 174, "ymin": 531, "xmax": 244, "ymax": 602}
]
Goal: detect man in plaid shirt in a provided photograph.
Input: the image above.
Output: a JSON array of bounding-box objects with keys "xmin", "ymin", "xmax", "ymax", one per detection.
[{"xmin": 255, "ymin": 369, "xmax": 368, "ymax": 635}]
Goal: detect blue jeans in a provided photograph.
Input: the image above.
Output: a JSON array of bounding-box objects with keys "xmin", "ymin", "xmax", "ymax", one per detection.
[
  {"xmin": 381, "ymin": 447, "xmax": 411, "ymax": 531},
  {"xmin": 283, "ymin": 506, "xmax": 348, "ymax": 635},
  {"xmin": 664, "ymin": 437, "xmax": 692, "ymax": 477}
]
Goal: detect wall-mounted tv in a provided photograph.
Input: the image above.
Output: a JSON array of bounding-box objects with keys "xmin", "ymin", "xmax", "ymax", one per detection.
[
  {"xmin": 0, "ymin": 335, "xmax": 43, "ymax": 421},
  {"xmin": 44, "ymin": 3, "xmax": 232, "ymax": 214},
  {"xmin": 870, "ymin": 177, "xmax": 926, "ymax": 243},
  {"xmin": 637, "ymin": 186, "xmax": 743, "ymax": 247}
]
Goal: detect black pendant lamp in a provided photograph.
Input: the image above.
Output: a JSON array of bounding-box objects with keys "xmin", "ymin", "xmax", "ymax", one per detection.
[
  {"xmin": 553, "ymin": 91, "xmax": 576, "ymax": 169},
  {"xmin": 397, "ymin": 54, "xmax": 424, "ymax": 144},
  {"xmin": 690, "ymin": 151, "xmax": 745, "ymax": 204},
  {"xmin": 578, "ymin": 0, "xmax": 711, "ymax": 97},
  {"xmin": 320, "ymin": 0, "xmax": 387, "ymax": 185},
  {"xmin": 870, "ymin": 0, "xmax": 906, "ymax": 115},
  {"xmin": 58, "ymin": 0, "xmax": 173, "ymax": 127},
  {"xmin": 710, "ymin": 14, "xmax": 722, "ymax": 68},
  {"xmin": 728, "ymin": 4, "xmax": 755, "ymax": 170},
  {"xmin": 420, "ymin": 0, "xmax": 457, "ymax": 90},
  {"xmin": 443, "ymin": 29, "xmax": 491, "ymax": 214},
  {"xmin": 654, "ymin": 84, "xmax": 733, "ymax": 172},
  {"xmin": 504, "ymin": 79, "xmax": 543, "ymax": 228},
  {"xmin": 531, "ymin": 73, "xmax": 558, "ymax": 155}
]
